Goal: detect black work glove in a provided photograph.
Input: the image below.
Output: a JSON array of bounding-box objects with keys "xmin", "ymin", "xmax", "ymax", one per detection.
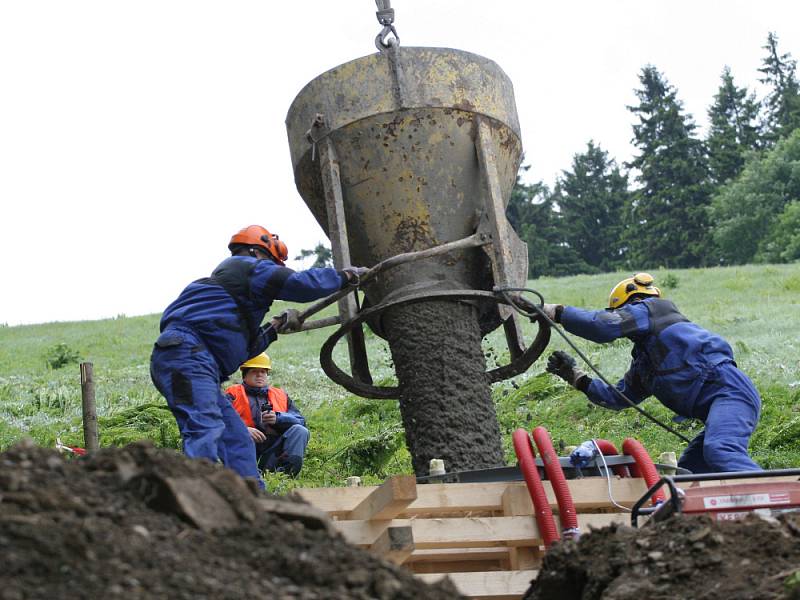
[{"xmin": 546, "ymin": 351, "xmax": 589, "ymax": 390}]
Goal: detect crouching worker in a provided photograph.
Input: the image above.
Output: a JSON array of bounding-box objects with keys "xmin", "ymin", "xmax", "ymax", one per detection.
[
  {"xmin": 541, "ymin": 273, "xmax": 761, "ymax": 474},
  {"xmin": 150, "ymin": 225, "xmax": 365, "ymax": 488},
  {"xmin": 227, "ymin": 353, "xmax": 309, "ymax": 476}
]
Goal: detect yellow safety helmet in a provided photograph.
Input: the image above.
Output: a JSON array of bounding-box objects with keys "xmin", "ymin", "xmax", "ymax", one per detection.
[
  {"xmin": 608, "ymin": 273, "xmax": 661, "ymax": 309},
  {"xmin": 240, "ymin": 353, "xmax": 271, "ymax": 371}
]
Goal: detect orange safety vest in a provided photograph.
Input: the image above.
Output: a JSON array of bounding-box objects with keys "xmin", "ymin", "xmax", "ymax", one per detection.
[{"xmin": 225, "ymin": 384, "xmax": 288, "ymax": 428}]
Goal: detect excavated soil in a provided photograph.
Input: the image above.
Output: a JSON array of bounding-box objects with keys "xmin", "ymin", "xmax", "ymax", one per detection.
[
  {"xmin": 525, "ymin": 513, "xmax": 800, "ymax": 600},
  {"xmin": 383, "ymin": 300, "xmax": 504, "ymax": 476},
  {"xmin": 0, "ymin": 440, "xmax": 462, "ymax": 600}
]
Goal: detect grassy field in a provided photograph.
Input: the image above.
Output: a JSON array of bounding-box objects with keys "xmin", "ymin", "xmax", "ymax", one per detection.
[{"xmin": 1, "ymin": 264, "xmax": 798, "ymax": 492}]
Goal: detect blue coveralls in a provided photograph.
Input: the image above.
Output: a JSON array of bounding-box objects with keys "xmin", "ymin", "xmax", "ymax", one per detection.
[
  {"xmin": 229, "ymin": 384, "xmax": 310, "ymax": 475},
  {"xmin": 150, "ymin": 256, "xmax": 345, "ymax": 485},
  {"xmin": 561, "ymin": 297, "xmax": 761, "ymax": 473}
]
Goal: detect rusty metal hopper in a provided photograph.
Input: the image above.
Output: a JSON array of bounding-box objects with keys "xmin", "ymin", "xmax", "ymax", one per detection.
[
  {"xmin": 287, "ymin": 47, "xmax": 528, "ymax": 330},
  {"xmin": 286, "ymin": 45, "xmax": 550, "ymax": 475}
]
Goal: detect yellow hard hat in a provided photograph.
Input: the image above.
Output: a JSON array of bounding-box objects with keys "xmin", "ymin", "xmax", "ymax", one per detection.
[
  {"xmin": 608, "ymin": 273, "xmax": 661, "ymax": 309},
  {"xmin": 240, "ymin": 353, "xmax": 271, "ymax": 371}
]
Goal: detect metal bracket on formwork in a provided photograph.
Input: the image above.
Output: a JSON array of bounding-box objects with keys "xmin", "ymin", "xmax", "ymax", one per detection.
[
  {"xmin": 474, "ymin": 117, "xmax": 527, "ymax": 359},
  {"xmin": 310, "ymin": 114, "xmax": 373, "ymax": 385}
]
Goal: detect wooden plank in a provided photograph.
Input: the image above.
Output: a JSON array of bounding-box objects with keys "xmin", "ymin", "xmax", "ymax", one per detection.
[
  {"xmin": 417, "ymin": 570, "xmax": 538, "ymax": 599},
  {"xmin": 296, "ymin": 478, "xmax": 652, "ymax": 517},
  {"xmin": 348, "ymin": 475, "xmax": 417, "ymax": 521},
  {"xmin": 501, "ymin": 482, "xmax": 530, "ymax": 517},
  {"xmin": 497, "ymin": 478, "xmax": 650, "ymax": 514},
  {"xmin": 412, "ymin": 482, "xmax": 511, "ymax": 516},
  {"xmin": 370, "ymin": 526, "xmax": 414, "ymax": 565},
  {"xmin": 294, "ymin": 481, "xmax": 501, "ymax": 517},
  {"xmin": 333, "ymin": 513, "xmax": 626, "ymax": 548},
  {"xmin": 410, "ymin": 560, "xmax": 506, "ymax": 575},
  {"xmin": 407, "ymin": 548, "xmax": 511, "ymax": 563},
  {"xmin": 292, "ymin": 486, "xmax": 373, "ymax": 517},
  {"xmin": 508, "ymin": 547, "xmax": 541, "ymax": 571},
  {"xmin": 297, "ymin": 476, "xmax": 800, "ymax": 519}
]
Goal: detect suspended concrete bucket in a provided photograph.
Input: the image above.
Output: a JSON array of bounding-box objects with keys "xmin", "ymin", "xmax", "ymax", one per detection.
[{"xmin": 286, "ymin": 45, "xmax": 550, "ymax": 474}]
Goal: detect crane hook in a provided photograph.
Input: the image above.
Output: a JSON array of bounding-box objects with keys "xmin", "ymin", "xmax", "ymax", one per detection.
[{"xmin": 374, "ymin": 0, "xmax": 399, "ymax": 51}]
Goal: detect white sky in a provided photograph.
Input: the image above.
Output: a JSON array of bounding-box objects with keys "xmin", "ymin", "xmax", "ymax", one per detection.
[{"xmin": 1, "ymin": 1, "xmax": 798, "ymax": 326}]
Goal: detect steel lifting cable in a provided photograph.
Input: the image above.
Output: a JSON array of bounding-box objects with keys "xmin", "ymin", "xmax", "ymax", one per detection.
[{"xmin": 496, "ymin": 286, "xmax": 692, "ymax": 444}]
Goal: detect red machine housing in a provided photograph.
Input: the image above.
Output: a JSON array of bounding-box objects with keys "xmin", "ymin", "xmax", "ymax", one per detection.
[
  {"xmin": 677, "ymin": 480, "xmax": 800, "ymax": 521},
  {"xmin": 632, "ymin": 469, "xmax": 800, "ymax": 527}
]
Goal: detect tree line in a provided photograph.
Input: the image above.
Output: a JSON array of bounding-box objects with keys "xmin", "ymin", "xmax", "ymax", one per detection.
[{"xmin": 508, "ymin": 32, "xmax": 800, "ymax": 277}]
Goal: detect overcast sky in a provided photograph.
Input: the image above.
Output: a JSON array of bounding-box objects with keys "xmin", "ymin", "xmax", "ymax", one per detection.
[{"xmin": 2, "ymin": 1, "xmax": 798, "ymax": 326}]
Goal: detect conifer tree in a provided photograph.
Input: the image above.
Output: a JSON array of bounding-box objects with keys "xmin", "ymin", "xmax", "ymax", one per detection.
[
  {"xmin": 706, "ymin": 67, "xmax": 761, "ymax": 184},
  {"xmin": 295, "ymin": 243, "xmax": 333, "ymax": 268},
  {"xmin": 759, "ymin": 32, "xmax": 800, "ymax": 143},
  {"xmin": 710, "ymin": 129, "xmax": 800, "ymax": 264},
  {"xmin": 507, "ymin": 174, "xmax": 584, "ymax": 277},
  {"xmin": 627, "ymin": 65, "xmax": 711, "ymax": 268},
  {"xmin": 552, "ymin": 141, "xmax": 629, "ymax": 272}
]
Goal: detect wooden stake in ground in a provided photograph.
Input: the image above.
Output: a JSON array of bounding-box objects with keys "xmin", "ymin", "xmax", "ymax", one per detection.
[{"xmin": 80, "ymin": 362, "xmax": 98, "ymax": 452}]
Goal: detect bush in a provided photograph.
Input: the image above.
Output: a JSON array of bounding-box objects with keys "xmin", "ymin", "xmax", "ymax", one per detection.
[
  {"xmin": 99, "ymin": 404, "xmax": 180, "ymax": 448},
  {"xmin": 334, "ymin": 427, "xmax": 405, "ymax": 475},
  {"xmin": 44, "ymin": 343, "xmax": 81, "ymax": 370},
  {"xmin": 660, "ymin": 273, "xmax": 679, "ymax": 289}
]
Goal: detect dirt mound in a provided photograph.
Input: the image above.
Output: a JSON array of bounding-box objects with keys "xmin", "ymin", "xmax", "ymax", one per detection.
[
  {"xmin": 0, "ymin": 441, "xmax": 462, "ymax": 600},
  {"xmin": 525, "ymin": 513, "xmax": 800, "ymax": 600}
]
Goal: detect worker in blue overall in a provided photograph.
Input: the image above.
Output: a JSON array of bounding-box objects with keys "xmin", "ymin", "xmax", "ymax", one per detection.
[
  {"xmin": 150, "ymin": 225, "xmax": 366, "ymax": 487},
  {"xmin": 542, "ymin": 273, "xmax": 761, "ymax": 473}
]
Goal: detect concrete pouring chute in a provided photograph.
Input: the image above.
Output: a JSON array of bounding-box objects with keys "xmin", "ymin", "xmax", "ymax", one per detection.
[{"xmin": 285, "ymin": 30, "xmax": 550, "ymax": 475}]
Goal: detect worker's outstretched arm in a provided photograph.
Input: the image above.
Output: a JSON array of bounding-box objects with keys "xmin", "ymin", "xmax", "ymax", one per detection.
[
  {"xmin": 583, "ymin": 367, "xmax": 650, "ymax": 410},
  {"xmin": 251, "ymin": 263, "xmax": 349, "ymax": 304},
  {"xmin": 559, "ymin": 302, "xmax": 650, "ymax": 344},
  {"xmin": 546, "ymin": 351, "xmax": 650, "ymax": 410}
]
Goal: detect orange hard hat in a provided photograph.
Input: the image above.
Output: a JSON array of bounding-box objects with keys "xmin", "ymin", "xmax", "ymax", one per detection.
[
  {"xmin": 271, "ymin": 237, "xmax": 289, "ymax": 265},
  {"xmin": 228, "ymin": 225, "xmax": 288, "ymax": 266}
]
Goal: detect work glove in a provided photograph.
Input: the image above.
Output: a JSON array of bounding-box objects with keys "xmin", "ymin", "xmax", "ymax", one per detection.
[
  {"xmin": 342, "ymin": 266, "xmax": 370, "ymax": 287},
  {"xmin": 540, "ymin": 304, "xmax": 563, "ymax": 322},
  {"xmin": 272, "ymin": 308, "xmax": 303, "ymax": 333},
  {"xmin": 546, "ymin": 350, "xmax": 589, "ymax": 389}
]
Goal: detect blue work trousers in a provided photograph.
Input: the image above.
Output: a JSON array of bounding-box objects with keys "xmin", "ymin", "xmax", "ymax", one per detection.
[
  {"xmin": 257, "ymin": 424, "xmax": 310, "ymax": 476},
  {"xmin": 678, "ymin": 363, "xmax": 761, "ymax": 473},
  {"xmin": 150, "ymin": 328, "xmax": 263, "ymax": 487}
]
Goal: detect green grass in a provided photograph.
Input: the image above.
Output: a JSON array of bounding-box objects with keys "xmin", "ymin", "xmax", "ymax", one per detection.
[{"xmin": 1, "ymin": 263, "xmax": 799, "ymax": 490}]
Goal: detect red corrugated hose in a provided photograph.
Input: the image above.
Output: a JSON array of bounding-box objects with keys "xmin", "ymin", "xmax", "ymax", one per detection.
[
  {"xmin": 623, "ymin": 437, "xmax": 666, "ymax": 505},
  {"xmin": 512, "ymin": 428, "xmax": 560, "ymax": 546},
  {"xmin": 592, "ymin": 438, "xmax": 629, "ymax": 478},
  {"xmin": 532, "ymin": 426, "xmax": 579, "ymax": 539}
]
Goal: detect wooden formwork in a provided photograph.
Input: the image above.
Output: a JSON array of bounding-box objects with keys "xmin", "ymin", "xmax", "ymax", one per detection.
[
  {"xmin": 294, "ymin": 475, "xmax": 652, "ymax": 599},
  {"xmin": 295, "ymin": 473, "xmax": 800, "ymax": 598}
]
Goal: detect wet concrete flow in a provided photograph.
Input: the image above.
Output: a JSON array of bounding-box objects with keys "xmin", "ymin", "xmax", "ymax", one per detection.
[{"xmin": 384, "ymin": 300, "xmax": 505, "ymax": 476}]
